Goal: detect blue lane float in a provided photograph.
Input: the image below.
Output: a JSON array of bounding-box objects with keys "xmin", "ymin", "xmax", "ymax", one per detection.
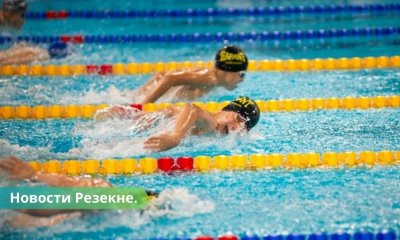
[
  {"xmin": 0, "ymin": 27, "xmax": 399, "ymax": 45},
  {"xmin": 238, "ymin": 232, "xmax": 397, "ymax": 240},
  {"xmin": 25, "ymin": 3, "xmax": 400, "ymax": 19}
]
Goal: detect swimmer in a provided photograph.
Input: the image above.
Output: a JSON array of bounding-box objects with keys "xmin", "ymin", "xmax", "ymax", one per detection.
[
  {"xmin": 0, "ymin": 156, "xmax": 158, "ymax": 228},
  {"xmin": 95, "ymin": 96, "xmax": 260, "ymax": 152},
  {"xmin": 0, "ymin": 0, "xmax": 27, "ymax": 29},
  {"xmin": 137, "ymin": 45, "xmax": 248, "ymax": 104},
  {"xmin": 0, "ymin": 41, "xmax": 70, "ymax": 65}
]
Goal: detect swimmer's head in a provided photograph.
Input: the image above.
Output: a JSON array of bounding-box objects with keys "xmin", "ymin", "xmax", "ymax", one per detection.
[
  {"xmin": 215, "ymin": 45, "xmax": 248, "ymax": 90},
  {"xmin": 2, "ymin": 0, "xmax": 27, "ymax": 28},
  {"xmin": 48, "ymin": 42, "xmax": 69, "ymax": 59},
  {"xmin": 146, "ymin": 190, "xmax": 159, "ymax": 200},
  {"xmin": 221, "ymin": 96, "xmax": 260, "ymax": 131},
  {"xmin": 215, "ymin": 45, "xmax": 248, "ymax": 72}
]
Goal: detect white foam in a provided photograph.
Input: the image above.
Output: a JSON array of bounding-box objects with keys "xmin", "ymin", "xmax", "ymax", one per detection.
[
  {"xmin": 0, "ymin": 139, "xmax": 76, "ymax": 160},
  {"xmin": 0, "ymin": 188, "xmax": 214, "ymax": 236},
  {"xmin": 70, "ymin": 111, "xmax": 175, "ymax": 159},
  {"xmin": 0, "ymin": 111, "xmax": 174, "ymax": 160},
  {"xmin": 59, "ymin": 85, "xmax": 143, "ymax": 105},
  {"xmin": 144, "ymin": 188, "xmax": 215, "ymax": 219},
  {"xmin": 0, "ymin": 78, "xmax": 19, "ymax": 104}
]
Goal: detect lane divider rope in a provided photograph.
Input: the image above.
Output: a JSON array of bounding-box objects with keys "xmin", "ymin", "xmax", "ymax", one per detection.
[
  {"xmin": 159, "ymin": 230, "xmax": 397, "ymax": 240},
  {"xmin": 1, "ymin": 56, "xmax": 399, "ymax": 76},
  {"xmin": 25, "ymin": 3, "xmax": 400, "ymax": 19},
  {"xmin": 26, "ymin": 150, "xmax": 400, "ymax": 175},
  {"xmin": 0, "ymin": 95, "xmax": 399, "ymax": 120},
  {"xmin": 1, "ymin": 27, "xmax": 399, "ymax": 45}
]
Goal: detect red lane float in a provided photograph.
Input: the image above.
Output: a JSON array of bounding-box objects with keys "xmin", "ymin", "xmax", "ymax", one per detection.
[
  {"xmin": 158, "ymin": 157, "xmax": 174, "ymax": 172},
  {"xmin": 219, "ymin": 235, "xmax": 239, "ymax": 240},
  {"xmin": 195, "ymin": 237, "xmax": 215, "ymax": 240},
  {"xmin": 177, "ymin": 157, "xmax": 194, "ymax": 171},
  {"xmin": 129, "ymin": 104, "xmax": 143, "ymax": 110}
]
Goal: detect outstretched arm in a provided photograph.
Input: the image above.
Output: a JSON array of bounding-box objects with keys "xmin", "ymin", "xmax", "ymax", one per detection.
[
  {"xmin": 0, "ymin": 156, "xmax": 111, "ymax": 187},
  {"xmin": 0, "ymin": 156, "xmax": 111, "ymax": 219},
  {"xmin": 140, "ymin": 68, "xmax": 217, "ymax": 104},
  {"xmin": 8, "ymin": 211, "xmax": 82, "ymax": 228},
  {"xmin": 0, "ymin": 45, "xmax": 49, "ymax": 65},
  {"xmin": 144, "ymin": 103, "xmax": 216, "ymax": 151}
]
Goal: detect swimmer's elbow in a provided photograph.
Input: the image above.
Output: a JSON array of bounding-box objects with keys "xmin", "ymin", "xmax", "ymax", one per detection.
[
  {"xmin": 163, "ymin": 72, "xmax": 188, "ymax": 87},
  {"xmin": 183, "ymin": 103, "xmax": 201, "ymax": 113},
  {"xmin": 159, "ymin": 72, "xmax": 175, "ymax": 87}
]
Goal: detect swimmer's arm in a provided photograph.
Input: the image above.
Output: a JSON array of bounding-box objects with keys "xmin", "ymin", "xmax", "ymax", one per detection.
[
  {"xmin": 8, "ymin": 211, "xmax": 82, "ymax": 228},
  {"xmin": 141, "ymin": 69, "xmax": 216, "ymax": 104},
  {"xmin": 137, "ymin": 72, "xmax": 165, "ymax": 93},
  {"xmin": 0, "ymin": 156, "xmax": 111, "ymax": 187},
  {"xmin": 0, "ymin": 46, "xmax": 49, "ymax": 65},
  {"xmin": 31, "ymin": 172, "xmax": 112, "ymax": 187},
  {"xmin": 144, "ymin": 103, "xmax": 215, "ymax": 151},
  {"xmin": 173, "ymin": 103, "xmax": 203, "ymax": 139}
]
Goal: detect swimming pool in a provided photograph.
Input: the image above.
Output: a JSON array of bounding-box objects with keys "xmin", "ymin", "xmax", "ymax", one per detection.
[{"xmin": 0, "ymin": 0, "xmax": 399, "ymax": 239}]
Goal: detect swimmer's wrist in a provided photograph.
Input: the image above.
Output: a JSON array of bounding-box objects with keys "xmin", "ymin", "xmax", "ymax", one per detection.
[
  {"xmin": 172, "ymin": 131, "xmax": 184, "ymax": 141},
  {"xmin": 30, "ymin": 171, "xmax": 42, "ymax": 182}
]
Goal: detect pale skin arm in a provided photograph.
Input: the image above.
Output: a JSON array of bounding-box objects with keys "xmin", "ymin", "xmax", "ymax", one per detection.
[
  {"xmin": 140, "ymin": 68, "xmax": 217, "ymax": 104},
  {"xmin": 7, "ymin": 211, "xmax": 82, "ymax": 228},
  {"xmin": 144, "ymin": 103, "xmax": 217, "ymax": 151},
  {"xmin": 0, "ymin": 156, "xmax": 111, "ymax": 187},
  {"xmin": 174, "ymin": 86, "xmax": 211, "ymax": 100},
  {"xmin": 0, "ymin": 44, "xmax": 50, "ymax": 65},
  {"xmin": 0, "ymin": 156, "xmax": 111, "ymax": 223},
  {"xmin": 137, "ymin": 72, "xmax": 165, "ymax": 93}
]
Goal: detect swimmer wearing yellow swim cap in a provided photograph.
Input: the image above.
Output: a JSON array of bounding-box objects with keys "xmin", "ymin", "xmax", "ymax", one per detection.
[
  {"xmin": 96, "ymin": 96, "xmax": 260, "ymax": 152},
  {"xmin": 136, "ymin": 45, "xmax": 249, "ymax": 104}
]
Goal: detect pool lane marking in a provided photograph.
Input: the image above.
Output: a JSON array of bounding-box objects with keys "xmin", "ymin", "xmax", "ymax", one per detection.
[
  {"xmin": 0, "ymin": 95, "xmax": 399, "ymax": 120},
  {"xmin": 27, "ymin": 150, "xmax": 400, "ymax": 175},
  {"xmin": 1, "ymin": 26, "xmax": 399, "ymax": 45},
  {"xmin": 25, "ymin": 4, "xmax": 400, "ymax": 19},
  {"xmin": 1, "ymin": 56, "xmax": 399, "ymax": 77},
  {"xmin": 0, "ymin": 95, "xmax": 399, "ymax": 119}
]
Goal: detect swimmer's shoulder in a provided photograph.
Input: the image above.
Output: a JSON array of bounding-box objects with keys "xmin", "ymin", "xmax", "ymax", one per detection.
[
  {"xmin": 166, "ymin": 67, "xmax": 217, "ymax": 87},
  {"xmin": 0, "ymin": 13, "xmax": 5, "ymax": 26},
  {"xmin": 189, "ymin": 67, "xmax": 218, "ymax": 85}
]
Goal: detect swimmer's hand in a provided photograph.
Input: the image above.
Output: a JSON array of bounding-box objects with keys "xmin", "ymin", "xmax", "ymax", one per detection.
[
  {"xmin": 144, "ymin": 133, "xmax": 181, "ymax": 152},
  {"xmin": 0, "ymin": 156, "xmax": 36, "ymax": 180}
]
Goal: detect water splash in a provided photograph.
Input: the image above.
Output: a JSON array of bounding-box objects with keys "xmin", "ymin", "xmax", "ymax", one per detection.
[
  {"xmin": 59, "ymin": 85, "xmax": 142, "ymax": 105},
  {"xmin": 0, "ymin": 188, "xmax": 214, "ymax": 238},
  {"xmin": 70, "ymin": 109, "xmax": 175, "ymax": 159},
  {"xmin": 145, "ymin": 188, "xmax": 215, "ymax": 218},
  {"xmin": 0, "ymin": 139, "xmax": 76, "ymax": 160}
]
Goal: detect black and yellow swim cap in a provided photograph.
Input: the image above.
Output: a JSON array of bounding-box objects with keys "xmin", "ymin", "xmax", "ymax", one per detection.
[
  {"xmin": 222, "ymin": 96, "xmax": 260, "ymax": 130},
  {"xmin": 215, "ymin": 45, "xmax": 248, "ymax": 72}
]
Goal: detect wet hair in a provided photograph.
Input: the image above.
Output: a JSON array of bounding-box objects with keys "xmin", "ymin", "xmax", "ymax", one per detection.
[
  {"xmin": 222, "ymin": 96, "xmax": 260, "ymax": 130},
  {"xmin": 215, "ymin": 45, "xmax": 248, "ymax": 72},
  {"xmin": 2, "ymin": 0, "xmax": 27, "ymax": 13}
]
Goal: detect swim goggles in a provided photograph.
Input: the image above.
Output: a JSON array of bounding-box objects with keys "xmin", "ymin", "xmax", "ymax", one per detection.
[{"xmin": 239, "ymin": 71, "xmax": 246, "ymax": 79}]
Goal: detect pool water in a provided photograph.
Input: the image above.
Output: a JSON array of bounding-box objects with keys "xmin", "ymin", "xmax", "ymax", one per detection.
[{"xmin": 0, "ymin": 0, "xmax": 399, "ymax": 239}]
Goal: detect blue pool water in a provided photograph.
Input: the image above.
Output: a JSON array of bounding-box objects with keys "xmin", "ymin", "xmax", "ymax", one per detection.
[{"xmin": 1, "ymin": 0, "xmax": 400, "ymax": 239}]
